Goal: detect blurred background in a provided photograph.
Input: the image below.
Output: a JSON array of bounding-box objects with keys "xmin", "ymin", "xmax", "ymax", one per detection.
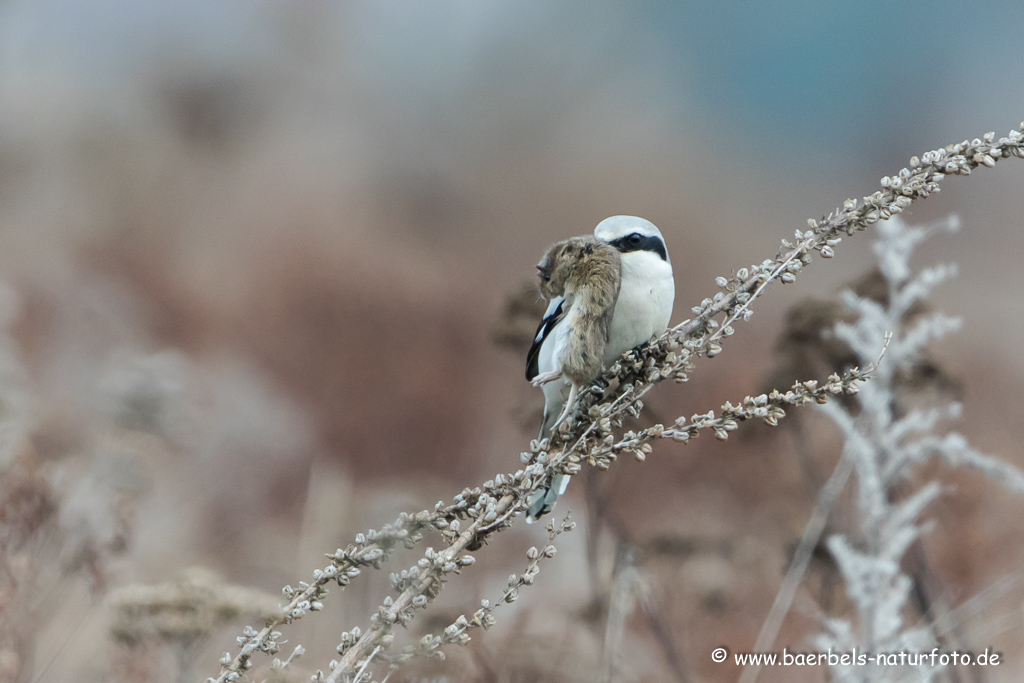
[{"xmin": 1, "ymin": 2, "xmax": 1023, "ymax": 682}]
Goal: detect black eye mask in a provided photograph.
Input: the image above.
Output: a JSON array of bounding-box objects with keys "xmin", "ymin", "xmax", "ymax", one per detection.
[{"xmin": 607, "ymin": 233, "xmax": 668, "ymax": 261}]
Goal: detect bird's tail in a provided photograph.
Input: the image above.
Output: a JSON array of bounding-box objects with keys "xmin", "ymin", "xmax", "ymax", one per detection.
[
  {"xmin": 526, "ymin": 472, "xmax": 570, "ymax": 523},
  {"xmin": 526, "ymin": 384, "xmax": 577, "ymax": 523}
]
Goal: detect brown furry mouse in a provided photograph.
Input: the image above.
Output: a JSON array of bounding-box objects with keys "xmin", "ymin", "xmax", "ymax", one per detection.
[{"xmin": 531, "ymin": 235, "xmax": 622, "ymax": 428}]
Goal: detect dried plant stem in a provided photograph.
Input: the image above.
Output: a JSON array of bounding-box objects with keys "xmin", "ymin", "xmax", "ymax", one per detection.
[
  {"xmin": 351, "ymin": 645, "xmax": 380, "ymax": 683},
  {"xmin": 324, "ymin": 494, "xmax": 516, "ymax": 682},
  {"xmin": 210, "ymin": 122, "xmax": 1023, "ymax": 683},
  {"xmin": 316, "ymin": 373, "xmax": 868, "ymax": 682},
  {"xmin": 211, "ymin": 502, "xmax": 483, "ymax": 682},
  {"xmin": 739, "ymin": 334, "xmax": 894, "ymax": 683},
  {"xmin": 600, "ymin": 544, "xmax": 642, "ymax": 683},
  {"xmin": 812, "ymin": 215, "xmax": 1024, "ymax": 682},
  {"xmin": 586, "ymin": 499, "xmax": 691, "ymax": 683},
  {"xmin": 738, "ymin": 451, "xmax": 856, "ymax": 683},
  {"xmin": 386, "ymin": 516, "xmax": 573, "ymax": 670}
]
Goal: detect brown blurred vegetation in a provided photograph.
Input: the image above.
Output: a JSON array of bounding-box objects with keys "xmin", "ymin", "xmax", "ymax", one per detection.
[{"xmin": 0, "ymin": 4, "xmax": 1023, "ymax": 683}]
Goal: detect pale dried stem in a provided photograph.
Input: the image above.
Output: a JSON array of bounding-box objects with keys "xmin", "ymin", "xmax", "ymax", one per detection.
[
  {"xmin": 325, "ymin": 495, "xmax": 516, "ymax": 682},
  {"xmin": 210, "ymin": 503, "xmax": 475, "ymax": 682},
  {"xmin": 210, "ymin": 122, "xmax": 1023, "ymax": 683},
  {"xmin": 320, "ymin": 372, "xmax": 868, "ymax": 682},
  {"xmin": 351, "ymin": 645, "xmax": 380, "ymax": 683},
  {"xmin": 389, "ymin": 517, "xmax": 571, "ymax": 669},
  {"xmin": 738, "ymin": 451, "xmax": 856, "ymax": 683}
]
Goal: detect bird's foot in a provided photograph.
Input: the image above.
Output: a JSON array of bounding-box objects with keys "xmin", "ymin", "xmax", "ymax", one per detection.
[
  {"xmin": 588, "ymin": 375, "xmax": 610, "ymax": 397},
  {"xmin": 632, "ymin": 340, "xmax": 654, "ymax": 356}
]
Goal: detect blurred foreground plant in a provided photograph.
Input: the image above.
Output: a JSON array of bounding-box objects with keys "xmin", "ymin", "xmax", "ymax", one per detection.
[
  {"xmin": 741, "ymin": 216, "xmax": 1024, "ymax": 683},
  {"xmin": 110, "ymin": 568, "xmax": 282, "ymax": 683},
  {"xmin": 815, "ymin": 217, "xmax": 1024, "ymax": 682},
  {"xmin": 0, "ymin": 290, "xmax": 154, "ymax": 683},
  {"xmin": 209, "ymin": 123, "xmax": 1024, "ymax": 683}
]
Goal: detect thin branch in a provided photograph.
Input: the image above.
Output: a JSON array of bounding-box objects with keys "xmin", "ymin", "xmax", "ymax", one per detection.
[
  {"xmin": 738, "ymin": 450, "xmax": 856, "ymax": 683},
  {"xmin": 383, "ymin": 515, "xmax": 575, "ymax": 670},
  {"xmin": 351, "ymin": 645, "xmax": 380, "ymax": 683},
  {"xmin": 324, "ymin": 495, "xmax": 516, "ymax": 682},
  {"xmin": 313, "ymin": 372, "xmax": 870, "ymax": 682}
]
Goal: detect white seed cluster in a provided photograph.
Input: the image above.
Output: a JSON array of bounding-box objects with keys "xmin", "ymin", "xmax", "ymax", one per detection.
[
  {"xmin": 816, "ymin": 215, "xmax": 1024, "ymax": 681},
  {"xmin": 385, "ymin": 516, "xmax": 574, "ymax": 670},
  {"xmin": 209, "ymin": 503, "xmax": 482, "ymax": 683}
]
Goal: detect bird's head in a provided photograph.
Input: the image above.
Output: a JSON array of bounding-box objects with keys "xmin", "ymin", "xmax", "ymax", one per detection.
[{"xmin": 594, "ymin": 215, "xmax": 669, "ymax": 263}]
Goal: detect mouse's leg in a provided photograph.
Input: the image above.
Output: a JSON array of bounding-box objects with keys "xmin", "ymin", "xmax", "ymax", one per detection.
[{"xmin": 531, "ymin": 370, "xmax": 564, "ymax": 388}]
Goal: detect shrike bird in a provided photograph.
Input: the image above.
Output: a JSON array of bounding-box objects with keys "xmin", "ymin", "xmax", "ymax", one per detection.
[{"xmin": 525, "ymin": 216, "xmax": 675, "ymax": 522}]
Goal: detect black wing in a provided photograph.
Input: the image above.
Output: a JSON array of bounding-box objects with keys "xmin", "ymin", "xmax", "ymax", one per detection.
[{"xmin": 526, "ymin": 299, "xmax": 565, "ymax": 381}]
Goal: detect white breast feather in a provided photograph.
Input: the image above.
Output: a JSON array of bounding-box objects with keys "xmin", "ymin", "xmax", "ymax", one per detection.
[{"xmin": 603, "ymin": 250, "xmax": 675, "ymax": 365}]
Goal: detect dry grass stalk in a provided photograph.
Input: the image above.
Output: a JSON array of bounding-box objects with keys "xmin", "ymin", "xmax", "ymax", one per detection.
[{"xmin": 209, "ymin": 123, "xmax": 1024, "ymax": 683}]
